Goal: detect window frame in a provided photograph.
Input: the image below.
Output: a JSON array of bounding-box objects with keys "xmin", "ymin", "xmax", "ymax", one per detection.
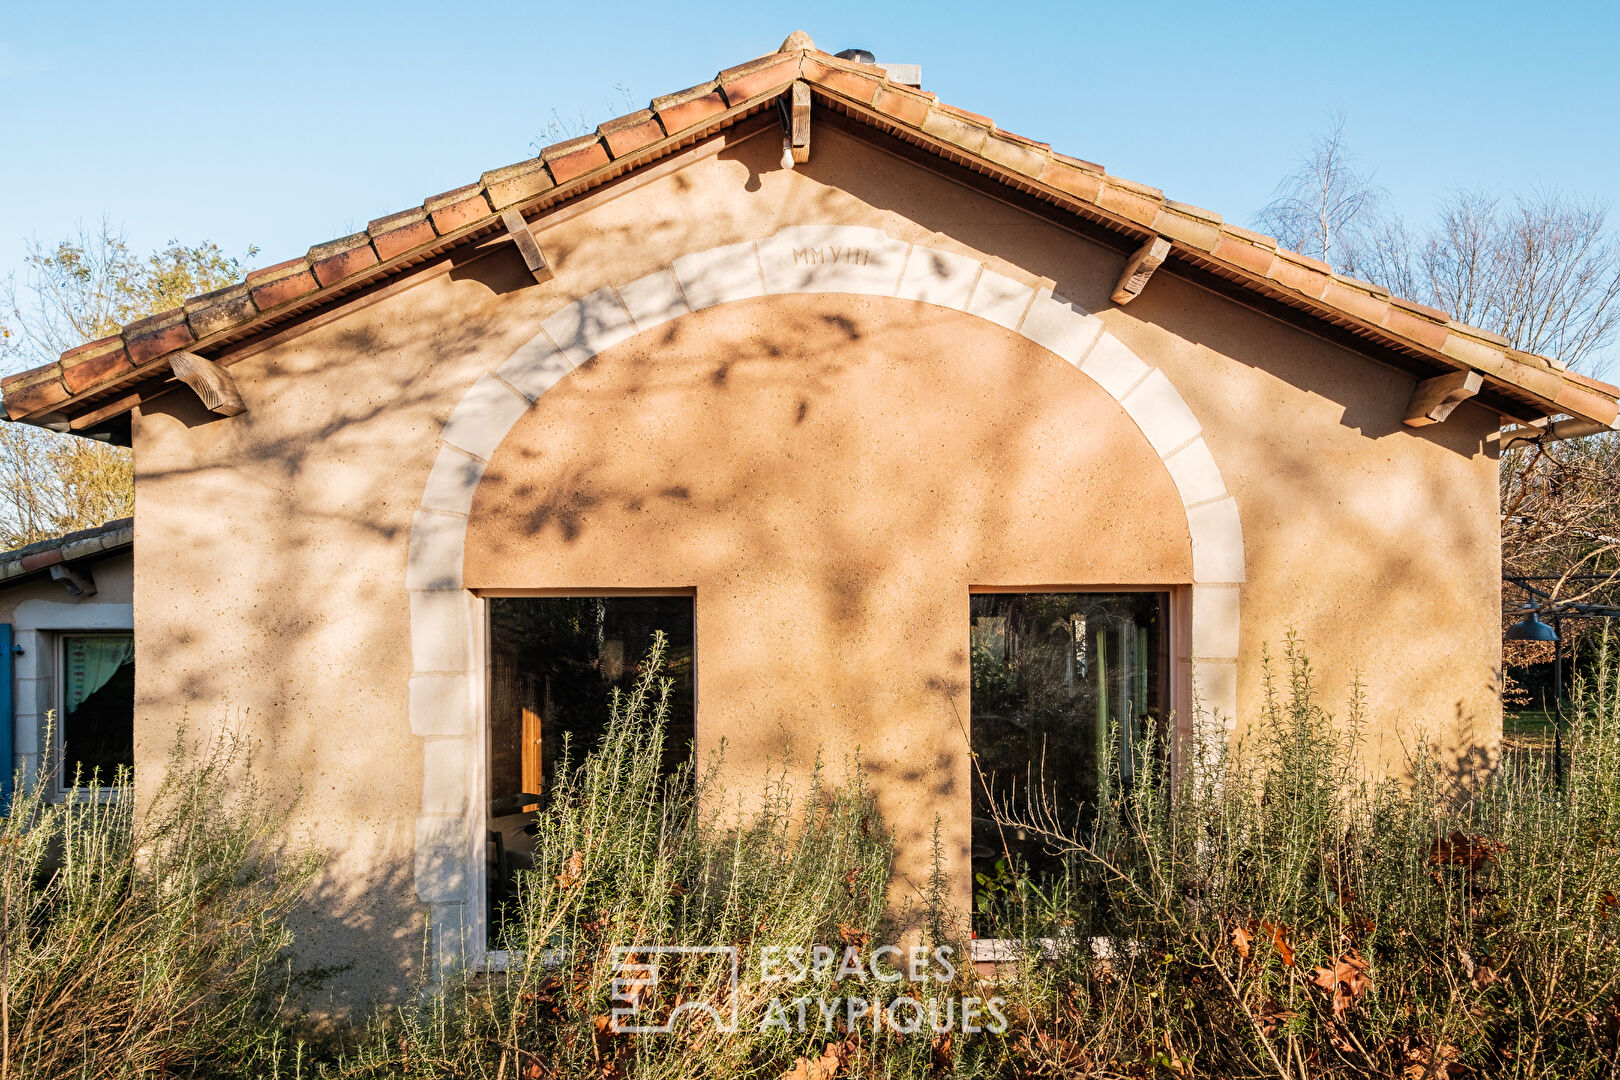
[
  {"xmin": 52, "ymin": 629, "xmax": 136, "ymax": 802},
  {"xmin": 965, "ymin": 585, "xmax": 1183, "ymax": 951},
  {"xmin": 472, "ymin": 588, "xmax": 698, "ymax": 970}
]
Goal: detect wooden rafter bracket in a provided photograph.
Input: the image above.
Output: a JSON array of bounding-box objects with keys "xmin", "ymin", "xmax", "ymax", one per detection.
[
  {"xmin": 777, "ymin": 80, "xmax": 811, "ymax": 164},
  {"xmin": 500, "ymin": 209, "xmax": 555, "ymax": 284},
  {"xmin": 1111, "ymin": 236, "xmax": 1172, "ymax": 305},
  {"xmin": 169, "ymin": 351, "xmax": 246, "ymax": 417},
  {"xmin": 1404, "ymin": 369, "xmax": 1483, "ymax": 427}
]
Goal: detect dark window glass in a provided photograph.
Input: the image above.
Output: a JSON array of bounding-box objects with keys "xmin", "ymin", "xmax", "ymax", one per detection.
[
  {"xmin": 60, "ymin": 633, "xmax": 135, "ymax": 789},
  {"xmin": 486, "ymin": 596, "xmax": 694, "ymax": 944},
  {"xmin": 969, "ymin": 592, "xmax": 1165, "ymax": 932}
]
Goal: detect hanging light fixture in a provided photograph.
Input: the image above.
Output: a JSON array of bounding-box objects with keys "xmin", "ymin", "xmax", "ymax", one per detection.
[{"xmin": 1506, "ymin": 613, "xmax": 1559, "ymax": 641}]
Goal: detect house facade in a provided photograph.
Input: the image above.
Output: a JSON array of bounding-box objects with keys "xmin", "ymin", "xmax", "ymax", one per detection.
[
  {"xmin": 0, "ymin": 519, "xmax": 135, "ymax": 803},
  {"xmin": 4, "ymin": 35, "xmax": 1614, "ymax": 1006}
]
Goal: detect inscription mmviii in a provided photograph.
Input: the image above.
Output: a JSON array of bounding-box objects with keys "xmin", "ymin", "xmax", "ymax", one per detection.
[{"xmin": 792, "ymin": 246, "xmax": 873, "ymax": 266}]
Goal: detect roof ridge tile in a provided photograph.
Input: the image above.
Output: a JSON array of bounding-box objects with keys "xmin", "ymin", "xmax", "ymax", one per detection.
[{"xmin": 4, "ymin": 38, "xmax": 1609, "ymax": 429}]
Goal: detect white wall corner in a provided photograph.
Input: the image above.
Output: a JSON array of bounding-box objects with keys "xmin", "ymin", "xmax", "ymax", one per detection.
[
  {"xmin": 1162, "ymin": 437, "xmax": 1227, "ymax": 507},
  {"xmin": 965, "ymin": 268, "xmax": 1036, "ymax": 329},
  {"xmin": 414, "ymin": 815, "xmax": 471, "ymax": 902},
  {"xmin": 1078, "ymin": 332, "xmax": 1151, "ymax": 401},
  {"xmin": 421, "ymin": 737, "xmax": 473, "ymax": 815},
  {"xmin": 545, "ymin": 286, "xmax": 637, "ymax": 367}
]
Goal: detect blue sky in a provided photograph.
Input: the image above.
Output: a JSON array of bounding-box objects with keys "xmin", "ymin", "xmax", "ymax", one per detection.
[{"xmin": 3, "ymin": 0, "xmax": 1618, "ymax": 290}]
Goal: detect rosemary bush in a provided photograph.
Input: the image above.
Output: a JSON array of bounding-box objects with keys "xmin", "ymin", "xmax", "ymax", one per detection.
[
  {"xmin": 984, "ymin": 633, "xmax": 1620, "ymax": 1078},
  {"xmin": 0, "ymin": 725, "xmax": 320, "ymax": 1080}
]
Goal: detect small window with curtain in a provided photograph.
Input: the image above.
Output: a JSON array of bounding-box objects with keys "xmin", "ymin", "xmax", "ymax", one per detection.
[
  {"xmin": 969, "ymin": 591, "xmax": 1166, "ymax": 934},
  {"xmin": 58, "ymin": 632, "xmax": 135, "ymax": 792}
]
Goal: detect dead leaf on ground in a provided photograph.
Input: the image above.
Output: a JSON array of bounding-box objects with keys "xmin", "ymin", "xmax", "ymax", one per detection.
[
  {"xmin": 1311, "ymin": 949, "xmax": 1371, "ymax": 1019},
  {"xmin": 780, "ymin": 1037, "xmax": 854, "ymax": 1080},
  {"xmin": 1230, "ymin": 924, "xmax": 1253, "ymax": 959},
  {"xmin": 1262, "ymin": 921, "xmax": 1296, "ymax": 968},
  {"xmin": 1402, "ymin": 1040, "xmax": 1461, "ymax": 1079},
  {"xmin": 1428, "ymin": 831, "xmax": 1503, "ymax": 873},
  {"xmin": 558, "ymin": 850, "xmax": 585, "ymax": 889}
]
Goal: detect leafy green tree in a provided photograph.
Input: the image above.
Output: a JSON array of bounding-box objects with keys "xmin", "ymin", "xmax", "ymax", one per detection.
[{"xmin": 0, "ymin": 220, "xmax": 254, "ymax": 548}]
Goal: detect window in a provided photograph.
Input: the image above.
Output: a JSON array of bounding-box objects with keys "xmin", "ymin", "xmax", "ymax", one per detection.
[
  {"xmin": 485, "ymin": 596, "xmax": 695, "ymax": 945},
  {"xmin": 969, "ymin": 592, "xmax": 1166, "ymax": 932},
  {"xmin": 57, "ymin": 632, "xmax": 135, "ymax": 791}
]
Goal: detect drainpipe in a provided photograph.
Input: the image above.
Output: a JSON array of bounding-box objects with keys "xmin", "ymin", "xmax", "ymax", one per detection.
[
  {"xmin": 1497, "ymin": 417, "xmax": 1617, "ymax": 450},
  {"xmin": 1, "ymin": 624, "xmax": 11, "ymax": 808}
]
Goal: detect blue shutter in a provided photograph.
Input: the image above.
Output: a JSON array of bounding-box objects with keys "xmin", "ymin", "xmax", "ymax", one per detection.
[{"xmin": 0, "ymin": 624, "xmax": 12, "ymax": 808}]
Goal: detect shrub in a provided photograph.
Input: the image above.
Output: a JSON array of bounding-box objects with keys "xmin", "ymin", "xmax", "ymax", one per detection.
[
  {"xmin": 983, "ymin": 632, "xmax": 1620, "ymax": 1078},
  {"xmin": 325, "ymin": 631, "xmax": 906, "ymax": 1079},
  {"xmin": 0, "ymin": 724, "xmax": 321, "ymax": 1080}
]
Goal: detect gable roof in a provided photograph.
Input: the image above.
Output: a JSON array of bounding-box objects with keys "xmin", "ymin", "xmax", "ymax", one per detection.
[{"xmin": 4, "ymin": 33, "xmax": 1615, "ymax": 433}]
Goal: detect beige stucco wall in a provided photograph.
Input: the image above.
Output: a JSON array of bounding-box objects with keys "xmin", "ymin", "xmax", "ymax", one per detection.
[{"xmin": 128, "ymin": 121, "xmax": 1501, "ymax": 1008}]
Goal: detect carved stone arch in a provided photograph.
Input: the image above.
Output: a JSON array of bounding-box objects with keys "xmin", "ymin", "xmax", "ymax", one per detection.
[{"xmin": 403, "ymin": 225, "xmax": 1245, "ymax": 971}]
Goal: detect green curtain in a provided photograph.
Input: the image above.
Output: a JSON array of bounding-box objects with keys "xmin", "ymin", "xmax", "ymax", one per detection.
[{"xmin": 65, "ymin": 636, "xmax": 134, "ymax": 714}]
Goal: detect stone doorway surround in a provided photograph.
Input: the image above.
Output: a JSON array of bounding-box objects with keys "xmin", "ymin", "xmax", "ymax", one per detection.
[{"xmin": 403, "ymin": 224, "xmax": 1246, "ymax": 971}]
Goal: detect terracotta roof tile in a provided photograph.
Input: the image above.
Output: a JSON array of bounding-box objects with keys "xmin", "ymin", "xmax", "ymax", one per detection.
[
  {"xmin": 480, "ymin": 159, "xmax": 554, "ymax": 210},
  {"xmin": 184, "ymin": 284, "xmax": 258, "ymax": 338},
  {"xmin": 1267, "ymin": 250, "xmax": 1332, "ymax": 299},
  {"xmin": 717, "ymin": 52, "xmax": 799, "ymax": 105},
  {"xmin": 61, "ymin": 335, "xmax": 132, "ymax": 393},
  {"xmin": 1153, "ymin": 205, "xmax": 1222, "ymax": 252},
  {"xmin": 423, "ymin": 185, "xmax": 493, "ymax": 235},
  {"xmin": 801, "ymin": 53, "xmax": 883, "ymax": 105},
  {"xmin": 1321, "ymin": 278, "xmax": 1391, "ymax": 325},
  {"xmin": 309, "ymin": 232, "xmax": 380, "ymax": 287},
  {"xmin": 871, "ymin": 84, "xmax": 934, "ymax": 126},
  {"xmin": 920, "ymin": 105, "xmax": 991, "ymax": 154},
  {"xmin": 1097, "ymin": 181, "xmax": 1165, "ymax": 228},
  {"xmin": 1, "ymin": 364, "xmax": 68, "ymax": 418},
  {"xmin": 124, "ymin": 307, "xmax": 194, "ymax": 364},
  {"xmin": 1383, "ymin": 304, "xmax": 1449, "ymax": 351},
  {"xmin": 367, "ymin": 208, "xmax": 435, "ymax": 261},
  {"xmin": 1038, "ymin": 156, "xmax": 1103, "ymax": 203},
  {"xmin": 5, "ymin": 35, "xmax": 1611, "ymax": 430},
  {"xmin": 980, "ymin": 131, "xmax": 1048, "ymax": 180},
  {"xmin": 652, "ymin": 81, "xmax": 728, "ymax": 136},
  {"xmin": 598, "ymin": 110, "xmax": 665, "ymax": 158},
  {"xmin": 541, "ymin": 135, "xmax": 610, "ymax": 184},
  {"xmin": 246, "ymin": 258, "xmax": 319, "ymax": 311}
]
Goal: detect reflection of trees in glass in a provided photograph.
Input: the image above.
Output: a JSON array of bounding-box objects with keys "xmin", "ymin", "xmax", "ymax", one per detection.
[
  {"xmin": 485, "ymin": 597, "xmax": 694, "ymax": 942},
  {"xmin": 969, "ymin": 593, "xmax": 1163, "ymax": 933}
]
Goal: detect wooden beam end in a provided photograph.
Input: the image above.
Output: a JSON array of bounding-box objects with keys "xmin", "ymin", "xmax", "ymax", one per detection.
[
  {"xmin": 1111, "ymin": 236, "xmax": 1172, "ymax": 305},
  {"xmin": 1403, "ymin": 369, "xmax": 1483, "ymax": 427},
  {"xmin": 169, "ymin": 351, "xmax": 247, "ymax": 417}
]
